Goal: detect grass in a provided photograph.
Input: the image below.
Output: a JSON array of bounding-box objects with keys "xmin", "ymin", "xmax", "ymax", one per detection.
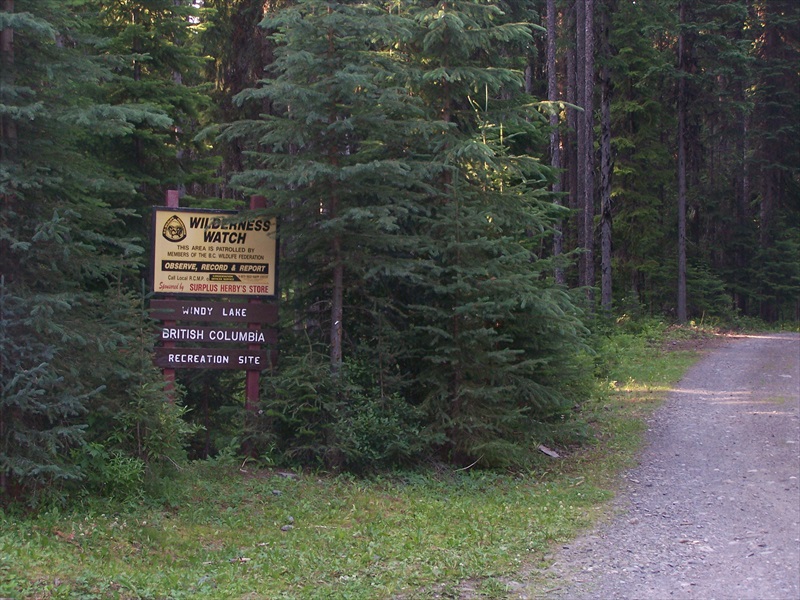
[
  {"xmin": 2, "ymin": 471, "xmax": 605, "ymax": 599},
  {"xmin": 0, "ymin": 322, "xmax": 718, "ymax": 599}
]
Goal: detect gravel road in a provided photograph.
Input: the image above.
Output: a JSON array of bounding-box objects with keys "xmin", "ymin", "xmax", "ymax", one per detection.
[{"xmin": 536, "ymin": 332, "xmax": 800, "ymax": 600}]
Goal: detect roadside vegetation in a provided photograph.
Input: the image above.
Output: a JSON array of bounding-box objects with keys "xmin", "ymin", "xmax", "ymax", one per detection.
[{"xmin": 1, "ymin": 319, "xmax": 738, "ymax": 599}]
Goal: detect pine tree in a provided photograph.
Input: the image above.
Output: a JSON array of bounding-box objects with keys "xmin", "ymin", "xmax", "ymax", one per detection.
[
  {"xmin": 199, "ymin": 0, "xmax": 281, "ymax": 196},
  {"xmin": 749, "ymin": 0, "xmax": 800, "ymax": 320},
  {"xmin": 600, "ymin": 0, "xmax": 676, "ymax": 315},
  {"xmin": 223, "ymin": 0, "xmax": 436, "ymax": 371}
]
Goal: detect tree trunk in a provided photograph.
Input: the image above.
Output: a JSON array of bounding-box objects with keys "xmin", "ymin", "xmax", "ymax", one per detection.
[
  {"xmin": 757, "ymin": 1, "xmax": 782, "ymax": 251},
  {"xmin": 599, "ymin": 1, "xmax": 614, "ymax": 314},
  {"xmin": 676, "ymin": 1, "xmax": 688, "ymax": 323},
  {"xmin": 565, "ymin": 14, "xmax": 578, "ymax": 281},
  {"xmin": 546, "ymin": 0, "xmax": 565, "ymax": 285},
  {"xmin": 575, "ymin": 0, "xmax": 586, "ymax": 287},
  {"xmin": 330, "ymin": 233, "xmax": 343, "ymax": 374},
  {"xmin": 1, "ymin": 0, "xmax": 16, "ymax": 164},
  {"xmin": 583, "ymin": 0, "xmax": 596, "ymax": 308}
]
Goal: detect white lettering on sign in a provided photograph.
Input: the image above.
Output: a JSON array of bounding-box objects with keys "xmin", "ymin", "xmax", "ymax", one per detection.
[
  {"xmin": 208, "ymin": 330, "xmax": 266, "ymax": 343},
  {"xmin": 222, "ymin": 307, "xmax": 247, "ymax": 317},
  {"xmin": 162, "ymin": 328, "xmax": 205, "ymax": 341},
  {"xmin": 167, "ymin": 353, "xmax": 231, "ymax": 365},
  {"xmin": 238, "ymin": 355, "xmax": 262, "ymax": 366},
  {"xmin": 182, "ymin": 306, "xmax": 213, "ymax": 316}
]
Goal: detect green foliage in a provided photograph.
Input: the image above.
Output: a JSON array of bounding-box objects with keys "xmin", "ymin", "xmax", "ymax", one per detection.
[
  {"xmin": 5, "ymin": 0, "xmax": 795, "ymax": 496},
  {"xmin": 73, "ymin": 443, "xmax": 146, "ymax": 502},
  {"xmin": 393, "ymin": 0, "xmax": 589, "ymax": 465},
  {"xmin": 0, "ymin": 278, "xmax": 90, "ymax": 499},
  {"xmin": 0, "ymin": 1, "xmax": 196, "ymax": 504},
  {"xmin": 0, "ymin": 464, "xmax": 607, "ymax": 598},
  {"xmin": 259, "ymin": 351, "xmax": 432, "ymax": 472},
  {"xmin": 605, "ymin": 0, "xmax": 799, "ymax": 323},
  {"xmin": 80, "ymin": 0, "xmax": 214, "ymax": 201},
  {"xmin": 751, "ymin": 220, "xmax": 800, "ymax": 321},
  {"xmin": 220, "ymin": 0, "xmax": 592, "ymax": 470}
]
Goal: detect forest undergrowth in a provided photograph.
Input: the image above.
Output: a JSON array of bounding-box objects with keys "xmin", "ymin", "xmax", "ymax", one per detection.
[{"xmin": 0, "ymin": 320, "xmax": 757, "ymax": 599}]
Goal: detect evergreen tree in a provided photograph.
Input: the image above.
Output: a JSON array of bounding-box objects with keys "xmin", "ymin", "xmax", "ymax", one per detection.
[
  {"xmin": 748, "ymin": 0, "xmax": 800, "ymax": 320},
  {"xmin": 199, "ymin": 0, "xmax": 279, "ymax": 197},
  {"xmin": 221, "ymin": 0, "xmax": 589, "ymax": 468},
  {"xmin": 396, "ymin": 0, "xmax": 588, "ymax": 465},
  {"xmin": 223, "ymin": 0, "xmax": 436, "ymax": 370},
  {"xmin": 81, "ymin": 0, "xmax": 213, "ymax": 205},
  {"xmin": 220, "ymin": 0, "xmax": 441, "ymax": 467},
  {"xmin": 0, "ymin": 0, "xmax": 186, "ymax": 501}
]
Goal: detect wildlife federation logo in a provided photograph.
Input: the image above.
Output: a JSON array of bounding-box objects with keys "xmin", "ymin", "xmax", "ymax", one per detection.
[{"xmin": 162, "ymin": 215, "xmax": 187, "ymax": 242}]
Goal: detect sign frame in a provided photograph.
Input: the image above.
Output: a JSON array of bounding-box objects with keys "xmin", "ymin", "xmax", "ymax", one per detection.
[{"xmin": 151, "ymin": 207, "xmax": 278, "ymax": 299}]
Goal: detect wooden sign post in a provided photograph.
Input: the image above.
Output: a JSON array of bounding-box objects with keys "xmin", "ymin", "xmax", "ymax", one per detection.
[
  {"xmin": 162, "ymin": 190, "xmax": 180, "ymax": 396},
  {"xmin": 150, "ymin": 192, "xmax": 278, "ymax": 425},
  {"xmin": 246, "ymin": 195, "xmax": 267, "ymax": 414}
]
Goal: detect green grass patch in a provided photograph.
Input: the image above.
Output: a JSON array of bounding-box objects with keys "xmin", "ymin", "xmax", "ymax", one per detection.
[
  {"xmin": 2, "ymin": 469, "xmax": 603, "ymax": 599},
  {"xmin": 0, "ymin": 323, "xmax": 714, "ymax": 599}
]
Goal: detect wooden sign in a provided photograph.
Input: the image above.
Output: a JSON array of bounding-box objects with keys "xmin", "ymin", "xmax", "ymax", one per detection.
[
  {"xmin": 151, "ymin": 207, "xmax": 277, "ymax": 297},
  {"xmin": 150, "ymin": 299, "xmax": 278, "ymax": 324},
  {"xmin": 154, "ymin": 348, "xmax": 275, "ymax": 370}
]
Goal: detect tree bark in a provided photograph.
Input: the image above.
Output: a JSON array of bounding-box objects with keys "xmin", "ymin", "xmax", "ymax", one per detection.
[
  {"xmin": 575, "ymin": 0, "xmax": 586, "ymax": 287},
  {"xmin": 583, "ymin": 0, "xmax": 596, "ymax": 308},
  {"xmin": 757, "ymin": 1, "xmax": 782, "ymax": 251},
  {"xmin": 330, "ymin": 232, "xmax": 343, "ymax": 373},
  {"xmin": 676, "ymin": 1, "xmax": 688, "ymax": 323},
  {"xmin": 565, "ymin": 10, "xmax": 577, "ymax": 280},
  {"xmin": 599, "ymin": 1, "xmax": 614, "ymax": 314},
  {"xmin": 1, "ymin": 0, "xmax": 16, "ymax": 164},
  {"xmin": 327, "ymin": 19, "xmax": 343, "ymax": 375},
  {"xmin": 546, "ymin": 0, "xmax": 565, "ymax": 285}
]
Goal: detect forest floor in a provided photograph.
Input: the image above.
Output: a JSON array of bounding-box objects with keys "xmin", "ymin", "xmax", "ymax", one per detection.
[{"xmin": 520, "ymin": 332, "xmax": 800, "ymax": 600}]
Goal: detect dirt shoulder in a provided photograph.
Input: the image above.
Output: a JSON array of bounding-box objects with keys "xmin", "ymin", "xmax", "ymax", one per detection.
[{"xmin": 532, "ymin": 332, "xmax": 800, "ymax": 600}]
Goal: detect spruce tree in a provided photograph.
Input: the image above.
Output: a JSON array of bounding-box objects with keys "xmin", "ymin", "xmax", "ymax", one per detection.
[
  {"xmin": 220, "ymin": 0, "xmax": 442, "ymax": 467},
  {"xmin": 0, "ymin": 0, "xmax": 183, "ymax": 500},
  {"xmin": 396, "ymin": 0, "xmax": 588, "ymax": 466},
  {"xmin": 224, "ymin": 0, "xmax": 440, "ymax": 368},
  {"xmin": 223, "ymin": 0, "xmax": 589, "ymax": 468},
  {"xmin": 81, "ymin": 0, "xmax": 213, "ymax": 205}
]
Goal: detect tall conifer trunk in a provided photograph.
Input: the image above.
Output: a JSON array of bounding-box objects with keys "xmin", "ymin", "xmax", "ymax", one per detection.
[
  {"xmin": 676, "ymin": 1, "xmax": 688, "ymax": 323},
  {"xmin": 330, "ymin": 229, "xmax": 343, "ymax": 373},
  {"xmin": 757, "ymin": 1, "xmax": 782, "ymax": 252},
  {"xmin": 583, "ymin": 0, "xmax": 595, "ymax": 309},
  {"xmin": 547, "ymin": 0, "xmax": 565, "ymax": 285},
  {"xmin": 1, "ymin": 0, "xmax": 15, "ymax": 165},
  {"xmin": 327, "ymin": 19, "xmax": 343, "ymax": 375},
  {"xmin": 599, "ymin": 1, "xmax": 614, "ymax": 314},
  {"xmin": 574, "ymin": 0, "xmax": 586, "ymax": 287}
]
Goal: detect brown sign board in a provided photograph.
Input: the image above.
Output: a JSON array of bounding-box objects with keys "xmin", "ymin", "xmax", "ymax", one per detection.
[
  {"xmin": 160, "ymin": 325, "xmax": 278, "ymax": 345},
  {"xmin": 152, "ymin": 207, "xmax": 277, "ymax": 298},
  {"xmin": 154, "ymin": 348, "xmax": 276, "ymax": 370},
  {"xmin": 150, "ymin": 299, "xmax": 278, "ymax": 324}
]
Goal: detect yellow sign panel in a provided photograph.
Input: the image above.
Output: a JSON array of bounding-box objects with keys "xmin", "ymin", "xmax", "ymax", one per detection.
[{"xmin": 151, "ymin": 208, "xmax": 277, "ymax": 297}]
